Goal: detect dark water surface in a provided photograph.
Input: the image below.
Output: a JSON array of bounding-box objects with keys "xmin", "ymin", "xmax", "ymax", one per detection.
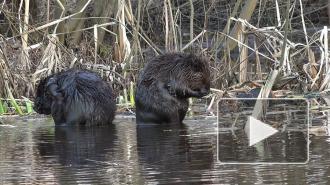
[{"xmin": 0, "ymin": 115, "xmax": 330, "ymax": 184}]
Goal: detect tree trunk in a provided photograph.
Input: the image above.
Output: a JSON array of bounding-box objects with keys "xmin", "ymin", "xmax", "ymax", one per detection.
[
  {"xmin": 93, "ymin": 0, "xmax": 117, "ymax": 46},
  {"xmin": 226, "ymin": 0, "xmax": 258, "ymax": 51}
]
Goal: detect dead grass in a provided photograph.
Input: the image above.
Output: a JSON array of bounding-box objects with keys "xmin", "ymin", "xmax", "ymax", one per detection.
[{"xmin": 0, "ymin": 0, "xmax": 329, "ymax": 117}]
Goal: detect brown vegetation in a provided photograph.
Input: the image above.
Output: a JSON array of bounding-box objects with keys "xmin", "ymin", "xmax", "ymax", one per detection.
[{"xmin": 0, "ymin": 0, "xmax": 330, "ymax": 115}]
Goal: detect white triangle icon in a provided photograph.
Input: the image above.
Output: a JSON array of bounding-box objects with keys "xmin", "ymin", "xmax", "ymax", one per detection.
[{"xmin": 245, "ymin": 116, "xmax": 278, "ymax": 146}]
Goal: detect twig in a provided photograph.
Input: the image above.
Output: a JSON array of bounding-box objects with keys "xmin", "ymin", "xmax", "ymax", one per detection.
[
  {"xmin": 189, "ymin": 0, "xmax": 194, "ymax": 41},
  {"xmin": 181, "ymin": 30, "xmax": 206, "ymax": 51},
  {"xmin": 94, "ymin": 24, "xmax": 98, "ymax": 64},
  {"xmin": 19, "ymin": 0, "xmax": 92, "ymax": 36}
]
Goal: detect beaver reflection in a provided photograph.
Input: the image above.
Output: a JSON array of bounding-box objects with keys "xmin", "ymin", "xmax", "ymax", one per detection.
[
  {"xmin": 37, "ymin": 125, "xmax": 117, "ymax": 165},
  {"xmin": 136, "ymin": 124, "xmax": 214, "ymax": 183},
  {"xmin": 35, "ymin": 125, "xmax": 118, "ymax": 184}
]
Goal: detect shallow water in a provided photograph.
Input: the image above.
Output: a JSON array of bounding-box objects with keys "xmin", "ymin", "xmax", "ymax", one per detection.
[{"xmin": 0, "ymin": 115, "xmax": 330, "ymax": 184}]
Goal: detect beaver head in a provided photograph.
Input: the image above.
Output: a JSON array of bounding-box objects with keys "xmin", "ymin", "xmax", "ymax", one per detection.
[
  {"xmin": 34, "ymin": 76, "xmax": 53, "ymax": 115},
  {"xmin": 168, "ymin": 53, "xmax": 210, "ymax": 97}
]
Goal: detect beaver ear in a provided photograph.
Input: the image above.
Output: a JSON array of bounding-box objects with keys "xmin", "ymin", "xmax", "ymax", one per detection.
[{"xmin": 46, "ymin": 81, "xmax": 63, "ymax": 99}]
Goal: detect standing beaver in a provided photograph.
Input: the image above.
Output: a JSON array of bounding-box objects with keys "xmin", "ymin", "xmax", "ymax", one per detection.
[
  {"xmin": 135, "ymin": 52, "xmax": 210, "ymax": 124},
  {"xmin": 34, "ymin": 69, "xmax": 116, "ymax": 126}
]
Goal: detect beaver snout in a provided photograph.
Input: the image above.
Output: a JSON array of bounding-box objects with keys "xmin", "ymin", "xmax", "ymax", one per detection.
[{"xmin": 199, "ymin": 87, "xmax": 210, "ymax": 96}]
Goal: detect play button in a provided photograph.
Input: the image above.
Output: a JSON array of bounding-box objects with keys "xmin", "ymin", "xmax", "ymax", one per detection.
[
  {"xmin": 217, "ymin": 98, "xmax": 309, "ymax": 163},
  {"xmin": 245, "ymin": 116, "xmax": 278, "ymax": 146}
]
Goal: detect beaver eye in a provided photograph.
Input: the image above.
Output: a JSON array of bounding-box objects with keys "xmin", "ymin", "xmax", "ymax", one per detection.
[{"xmin": 192, "ymin": 87, "xmax": 201, "ymax": 91}]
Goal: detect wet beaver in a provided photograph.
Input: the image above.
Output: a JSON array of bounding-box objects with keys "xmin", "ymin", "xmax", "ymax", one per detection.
[
  {"xmin": 34, "ymin": 69, "xmax": 116, "ymax": 126},
  {"xmin": 135, "ymin": 52, "xmax": 210, "ymax": 124}
]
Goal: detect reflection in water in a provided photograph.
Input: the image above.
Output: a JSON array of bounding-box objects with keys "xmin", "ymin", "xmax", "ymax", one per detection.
[
  {"xmin": 34, "ymin": 119, "xmax": 145, "ymax": 184},
  {"xmin": 36, "ymin": 125, "xmax": 117, "ymax": 184},
  {"xmin": 218, "ymin": 99, "xmax": 309, "ymax": 163},
  {"xmin": 213, "ymin": 137, "xmax": 330, "ymax": 185},
  {"xmin": 218, "ymin": 130, "xmax": 308, "ymax": 163},
  {"xmin": 1, "ymin": 117, "xmax": 330, "ymax": 184},
  {"xmin": 136, "ymin": 123, "xmax": 214, "ymax": 184},
  {"xmin": 38, "ymin": 125, "xmax": 116, "ymax": 164}
]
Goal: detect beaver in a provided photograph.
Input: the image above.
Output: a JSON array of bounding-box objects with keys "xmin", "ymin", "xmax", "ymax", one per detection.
[
  {"xmin": 34, "ymin": 69, "xmax": 116, "ymax": 126},
  {"xmin": 135, "ymin": 52, "xmax": 210, "ymax": 124}
]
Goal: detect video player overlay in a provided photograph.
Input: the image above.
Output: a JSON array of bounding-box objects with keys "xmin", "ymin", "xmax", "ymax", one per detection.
[{"xmin": 217, "ymin": 98, "xmax": 309, "ymax": 164}]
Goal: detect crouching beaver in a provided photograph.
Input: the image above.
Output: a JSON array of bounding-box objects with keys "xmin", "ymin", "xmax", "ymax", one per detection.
[
  {"xmin": 135, "ymin": 52, "xmax": 210, "ymax": 124},
  {"xmin": 34, "ymin": 69, "xmax": 116, "ymax": 126}
]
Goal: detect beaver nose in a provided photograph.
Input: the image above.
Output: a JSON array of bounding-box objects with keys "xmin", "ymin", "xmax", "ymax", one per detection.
[{"xmin": 200, "ymin": 88, "xmax": 210, "ymax": 96}]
